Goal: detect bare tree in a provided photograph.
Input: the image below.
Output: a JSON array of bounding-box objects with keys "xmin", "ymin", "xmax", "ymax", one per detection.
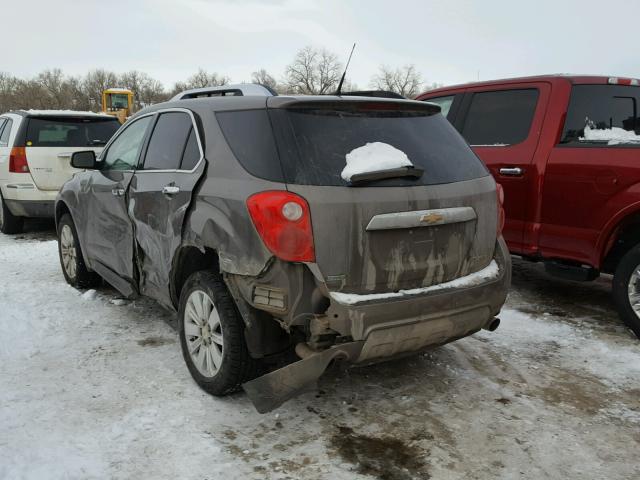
[
  {"xmin": 185, "ymin": 69, "xmax": 231, "ymax": 89},
  {"xmin": 83, "ymin": 69, "xmax": 120, "ymax": 111},
  {"xmin": 284, "ymin": 46, "xmax": 342, "ymax": 94},
  {"xmin": 251, "ymin": 68, "xmax": 278, "ymax": 91},
  {"xmin": 119, "ymin": 70, "xmax": 169, "ymax": 110},
  {"xmin": 370, "ymin": 65, "xmax": 424, "ymax": 98},
  {"xmin": 0, "ymin": 72, "xmax": 22, "ymax": 112}
]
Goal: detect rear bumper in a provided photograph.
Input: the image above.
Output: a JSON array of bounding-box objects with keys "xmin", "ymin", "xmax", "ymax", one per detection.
[
  {"xmin": 4, "ymin": 199, "xmax": 55, "ymax": 218},
  {"xmin": 326, "ymin": 237, "xmax": 511, "ymax": 363},
  {"xmin": 1, "ymin": 182, "xmax": 57, "ymax": 218},
  {"xmin": 241, "ymin": 238, "xmax": 511, "ymax": 413}
]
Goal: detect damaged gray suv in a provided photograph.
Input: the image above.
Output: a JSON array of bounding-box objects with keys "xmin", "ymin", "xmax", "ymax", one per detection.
[{"xmin": 56, "ymin": 91, "xmax": 511, "ymax": 412}]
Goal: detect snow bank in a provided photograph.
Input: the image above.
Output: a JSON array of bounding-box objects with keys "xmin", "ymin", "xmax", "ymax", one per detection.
[
  {"xmin": 330, "ymin": 260, "xmax": 499, "ymax": 305},
  {"xmin": 581, "ymin": 125, "xmax": 640, "ymax": 145},
  {"xmin": 341, "ymin": 142, "xmax": 414, "ymax": 181}
]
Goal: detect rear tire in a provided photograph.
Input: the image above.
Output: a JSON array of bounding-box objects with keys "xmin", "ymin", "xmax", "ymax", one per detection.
[
  {"xmin": 0, "ymin": 191, "xmax": 24, "ymax": 234},
  {"xmin": 612, "ymin": 244, "xmax": 640, "ymax": 339},
  {"xmin": 57, "ymin": 213, "xmax": 101, "ymax": 289},
  {"xmin": 178, "ymin": 270, "xmax": 262, "ymax": 396}
]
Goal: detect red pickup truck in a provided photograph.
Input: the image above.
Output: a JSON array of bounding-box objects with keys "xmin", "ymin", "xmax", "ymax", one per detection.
[{"xmin": 418, "ymin": 75, "xmax": 640, "ymax": 338}]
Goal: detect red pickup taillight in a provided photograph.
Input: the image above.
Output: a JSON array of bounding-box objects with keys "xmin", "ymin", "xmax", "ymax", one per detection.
[
  {"xmin": 9, "ymin": 147, "xmax": 29, "ymax": 173},
  {"xmin": 496, "ymin": 183, "xmax": 505, "ymax": 235},
  {"xmin": 247, "ymin": 191, "xmax": 315, "ymax": 262}
]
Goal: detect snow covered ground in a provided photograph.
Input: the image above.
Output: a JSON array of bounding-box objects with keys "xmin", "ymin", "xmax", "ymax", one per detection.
[{"xmin": 1, "ymin": 222, "xmax": 639, "ymax": 480}]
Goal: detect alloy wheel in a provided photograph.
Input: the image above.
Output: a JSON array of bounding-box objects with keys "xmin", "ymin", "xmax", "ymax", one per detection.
[
  {"xmin": 627, "ymin": 266, "xmax": 640, "ymax": 320},
  {"xmin": 60, "ymin": 224, "xmax": 77, "ymax": 280},
  {"xmin": 184, "ymin": 290, "xmax": 224, "ymax": 377}
]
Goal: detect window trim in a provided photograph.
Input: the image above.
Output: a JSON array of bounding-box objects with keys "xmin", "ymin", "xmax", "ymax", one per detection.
[
  {"xmin": 98, "ymin": 113, "xmax": 156, "ymax": 172},
  {"xmin": 136, "ymin": 108, "xmax": 204, "ymax": 174},
  {"xmin": 459, "ymin": 87, "xmax": 541, "ymax": 148}
]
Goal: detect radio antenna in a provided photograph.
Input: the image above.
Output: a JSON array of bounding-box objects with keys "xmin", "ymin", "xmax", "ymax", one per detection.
[{"xmin": 335, "ymin": 43, "xmax": 356, "ymax": 96}]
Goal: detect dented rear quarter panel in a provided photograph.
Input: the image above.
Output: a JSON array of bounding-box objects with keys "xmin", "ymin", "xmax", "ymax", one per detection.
[{"xmin": 180, "ymin": 105, "xmax": 283, "ymax": 278}]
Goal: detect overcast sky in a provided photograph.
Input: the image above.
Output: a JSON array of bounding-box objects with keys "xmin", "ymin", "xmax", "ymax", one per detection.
[{"xmin": 5, "ymin": 0, "xmax": 640, "ymax": 89}]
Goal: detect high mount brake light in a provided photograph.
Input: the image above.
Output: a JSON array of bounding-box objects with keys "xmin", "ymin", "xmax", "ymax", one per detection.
[
  {"xmin": 608, "ymin": 77, "xmax": 639, "ymax": 86},
  {"xmin": 496, "ymin": 183, "xmax": 505, "ymax": 235},
  {"xmin": 9, "ymin": 147, "xmax": 29, "ymax": 173},
  {"xmin": 247, "ymin": 191, "xmax": 315, "ymax": 263}
]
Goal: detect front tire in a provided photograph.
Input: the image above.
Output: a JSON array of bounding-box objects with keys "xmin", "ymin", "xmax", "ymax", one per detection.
[
  {"xmin": 612, "ymin": 244, "xmax": 640, "ymax": 339},
  {"xmin": 57, "ymin": 213, "xmax": 101, "ymax": 289},
  {"xmin": 0, "ymin": 191, "xmax": 24, "ymax": 234},
  {"xmin": 178, "ymin": 270, "xmax": 261, "ymax": 396}
]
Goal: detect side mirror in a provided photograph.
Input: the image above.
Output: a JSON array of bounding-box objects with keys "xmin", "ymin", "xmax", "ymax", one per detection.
[{"xmin": 71, "ymin": 151, "xmax": 97, "ymax": 169}]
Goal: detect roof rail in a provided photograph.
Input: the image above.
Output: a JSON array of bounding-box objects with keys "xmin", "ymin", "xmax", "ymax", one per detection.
[{"xmin": 171, "ymin": 83, "xmax": 277, "ymax": 100}]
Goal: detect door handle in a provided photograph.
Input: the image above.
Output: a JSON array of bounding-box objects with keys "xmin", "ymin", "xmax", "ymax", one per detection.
[
  {"xmin": 57, "ymin": 152, "xmax": 72, "ymax": 159},
  {"xmin": 162, "ymin": 185, "xmax": 180, "ymax": 195},
  {"xmin": 111, "ymin": 187, "xmax": 125, "ymax": 197},
  {"xmin": 499, "ymin": 167, "xmax": 524, "ymax": 176}
]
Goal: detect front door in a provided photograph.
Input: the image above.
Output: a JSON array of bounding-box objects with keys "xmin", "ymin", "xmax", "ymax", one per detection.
[
  {"xmin": 83, "ymin": 115, "xmax": 154, "ymax": 295},
  {"xmin": 456, "ymin": 83, "xmax": 550, "ymax": 254},
  {"xmin": 128, "ymin": 110, "xmax": 205, "ymax": 307}
]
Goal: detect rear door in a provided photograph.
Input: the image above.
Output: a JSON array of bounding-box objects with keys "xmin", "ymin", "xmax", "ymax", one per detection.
[
  {"xmin": 23, "ymin": 115, "xmax": 120, "ymax": 190},
  {"xmin": 128, "ymin": 109, "xmax": 205, "ymax": 307},
  {"xmin": 456, "ymin": 84, "xmax": 550, "ymax": 252},
  {"xmin": 82, "ymin": 115, "xmax": 154, "ymax": 295},
  {"xmin": 540, "ymin": 84, "xmax": 640, "ymax": 266}
]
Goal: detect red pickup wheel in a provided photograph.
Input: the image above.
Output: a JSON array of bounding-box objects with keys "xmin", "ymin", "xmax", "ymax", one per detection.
[{"xmin": 612, "ymin": 244, "xmax": 640, "ymax": 339}]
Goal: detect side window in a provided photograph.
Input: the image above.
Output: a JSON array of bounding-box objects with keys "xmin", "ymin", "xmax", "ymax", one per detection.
[
  {"xmin": 0, "ymin": 119, "xmax": 7, "ymax": 144},
  {"xmin": 561, "ymin": 85, "xmax": 639, "ymax": 146},
  {"xmin": 461, "ymin": 89, "xmax": 539, "ymax": 146},
  {"xmin": 102, "ymin": 116, "xmax": 153, "ymax": 170},
  {"xmin": 142, "ymin": 112, "xmax": 194, "ymax": 170},
  {"xmin": 180, "ymin": 128, "xmax": 201, "ymax": 170},
  {"xmin": 425, "ymin": 95, "xmax": 455, "ymax": 118},
  {"xmin": 0, "ymin": 119, "xmax": 12, "ymax": 145}
]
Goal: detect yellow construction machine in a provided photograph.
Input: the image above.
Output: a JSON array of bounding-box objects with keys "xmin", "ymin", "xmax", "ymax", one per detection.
[{"xmin": 102, "ymin": 88, "xmax": 134, "ymax": 124}]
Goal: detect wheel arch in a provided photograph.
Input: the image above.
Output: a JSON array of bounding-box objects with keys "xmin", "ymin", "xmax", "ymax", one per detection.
[
  {"xmin": 601, "ymin": 207, "xmax": 640, "ymax": 274},
  {"xmin": 170, "ymin": 245, "xmax": 220, "ymax": 308},
  {"xmin": 54, "ymin": 199, "xmax": 71, "ymax": 227}
]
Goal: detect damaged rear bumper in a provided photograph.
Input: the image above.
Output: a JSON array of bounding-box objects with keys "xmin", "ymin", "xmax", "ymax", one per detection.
[{"xmin": 243, "ymin": 238, "xmax": 511, "ymax": 412}]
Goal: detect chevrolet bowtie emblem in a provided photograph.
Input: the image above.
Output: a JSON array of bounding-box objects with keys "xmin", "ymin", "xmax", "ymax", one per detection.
[{"xmin": 420, "ymin": 213, "xmax": 444, "ymax": 224}]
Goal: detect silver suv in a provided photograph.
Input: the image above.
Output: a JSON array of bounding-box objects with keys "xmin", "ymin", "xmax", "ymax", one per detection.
[{"xmin": 55, "ymin": 92, "xmax": 511, "ymax": 412}]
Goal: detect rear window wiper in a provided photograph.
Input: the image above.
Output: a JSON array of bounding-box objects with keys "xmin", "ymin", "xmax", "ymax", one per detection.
[{"xmin": 348, "ymin": 166, "xmax": 424, "ymax": 185}]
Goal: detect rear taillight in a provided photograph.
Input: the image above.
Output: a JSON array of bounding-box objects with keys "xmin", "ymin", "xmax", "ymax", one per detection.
[
  {"xmin": 496, "ymin": 183, "xmax": 505, "ymax": 235},
  {"xmin": 9, "ymin": 147, "xmax": 29, "ymax": 173},
  {"xmin": 247, "ymin": 191, "xmax": 315, "ymax": 262}
]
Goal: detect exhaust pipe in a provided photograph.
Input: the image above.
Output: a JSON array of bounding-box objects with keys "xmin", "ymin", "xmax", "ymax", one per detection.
[{"xmin": 483, "ymin": 317, "xmax": 501, "ymax": 332}]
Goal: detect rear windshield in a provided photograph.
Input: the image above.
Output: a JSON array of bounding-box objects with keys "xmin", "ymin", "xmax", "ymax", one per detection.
[
  {"xmin": 25, "ymin": 117, "xmax": 120, "ymax": 147},
  {"xmin": 217, "ymin": 106, "xmax": 488, "ymax": 186}
]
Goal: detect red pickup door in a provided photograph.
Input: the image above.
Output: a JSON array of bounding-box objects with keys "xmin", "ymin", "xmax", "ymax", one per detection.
[{"xmin": 418, "ymin": 75, "xmax": 640, "ymax": 339}]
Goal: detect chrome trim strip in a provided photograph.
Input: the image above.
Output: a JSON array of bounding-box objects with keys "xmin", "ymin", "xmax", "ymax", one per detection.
[
  {"xmin": 6, "ymin": 183, "xmax": 35, "ymax": 189},
  {"xmin": 365, "ymin": 206, "xmax": 476, "ymax": 231}
]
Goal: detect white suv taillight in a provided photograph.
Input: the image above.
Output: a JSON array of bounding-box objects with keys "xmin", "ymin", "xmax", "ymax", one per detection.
[{"xmin": 9, "ymin": 147, "xmax": 29, "ymax": 173}]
